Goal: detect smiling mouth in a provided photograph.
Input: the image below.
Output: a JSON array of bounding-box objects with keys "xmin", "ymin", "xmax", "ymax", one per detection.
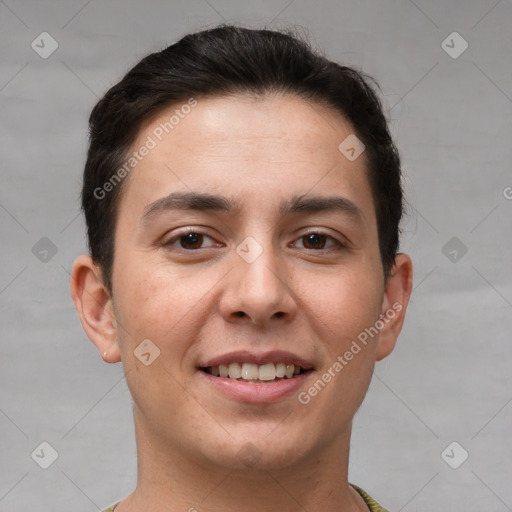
[{"xmin": 200, "ymin": 362, "xmax": 311, "ymax": 383}]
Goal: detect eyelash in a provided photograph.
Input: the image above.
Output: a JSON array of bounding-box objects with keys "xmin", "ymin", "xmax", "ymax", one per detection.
[{"xmin": 163, "ymin": 227, "xmax": 347, "ymax": 253}]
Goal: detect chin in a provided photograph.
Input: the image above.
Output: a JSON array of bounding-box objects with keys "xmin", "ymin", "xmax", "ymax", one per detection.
[{"xmin": 200, "ymin": 432, "xmax": 311, "ymax": 472}]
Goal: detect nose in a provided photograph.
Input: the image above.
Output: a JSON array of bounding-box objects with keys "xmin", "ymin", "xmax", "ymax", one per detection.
[{"xmin": 218, "ymin": 239, "xmax": 297, "ymax": 327}]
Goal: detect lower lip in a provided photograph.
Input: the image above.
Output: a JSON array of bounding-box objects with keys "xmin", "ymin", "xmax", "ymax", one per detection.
[{"xmin": 198, "ymin": 370, "xmax": 311, "ymax": 403}]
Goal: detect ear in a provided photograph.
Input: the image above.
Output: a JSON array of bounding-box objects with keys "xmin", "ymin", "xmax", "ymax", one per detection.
[
  {"xmin": 376, "ymin": 253, "xmax": 413, "ymax": 361},
  {"xmin": 70, "ymin": 255, "xmax": 121, "ymax": 363}
]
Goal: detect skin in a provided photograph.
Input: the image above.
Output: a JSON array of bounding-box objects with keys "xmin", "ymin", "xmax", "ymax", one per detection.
[{"xmin": 71, "ymin": 93, "xmax": 412, "ymax": 512}]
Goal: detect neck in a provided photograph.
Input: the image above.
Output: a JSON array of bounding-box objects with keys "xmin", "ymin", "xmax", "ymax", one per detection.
[{"xmin": 116, "ymin": 415, "xmax": 366, "ymax": 512}]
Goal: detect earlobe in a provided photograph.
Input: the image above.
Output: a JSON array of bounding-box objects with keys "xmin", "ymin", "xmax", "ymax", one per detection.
[
  {"xmin": 376, "ymin": 253, "xmax": 413, "ymax": 361},
  {"xmin": 70, "ymin": 255, "xmax": 121, "ymax": 363}
]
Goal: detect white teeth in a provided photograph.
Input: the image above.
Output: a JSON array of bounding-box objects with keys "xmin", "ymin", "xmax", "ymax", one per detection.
[
  {"xmin": 275, "ymin": 362, "xmax": 286, "ymax": 378},
  {"xmin": 258, "ymin": 363, "xmax": 276, "ymax": 381},
  {"xmin": 242, "ymin": 363, "xmax": 259, "ymax": 380},
  {"xmin": 228, "ymin": 362, "xmax": 242, "ymax": 379},
  {"xmin": 207, "ymin": 362, "xmax": 303, "ymax": 381}
]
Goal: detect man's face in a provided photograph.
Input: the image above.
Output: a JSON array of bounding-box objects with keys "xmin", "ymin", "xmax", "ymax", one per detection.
[{"xmin": 110, "ymin": 93, "xmax": 389, "ymax": 469}]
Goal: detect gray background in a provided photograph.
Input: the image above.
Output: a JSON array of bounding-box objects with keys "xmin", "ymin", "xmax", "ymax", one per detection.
[{"xmin": 1, "ymin": 0, "xmax": 511, "ymax": 510}]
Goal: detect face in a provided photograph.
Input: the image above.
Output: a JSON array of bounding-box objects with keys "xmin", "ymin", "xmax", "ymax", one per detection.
[{"xmin": 106, "ymin": 93, "xmax": 399, "ymax": 470}]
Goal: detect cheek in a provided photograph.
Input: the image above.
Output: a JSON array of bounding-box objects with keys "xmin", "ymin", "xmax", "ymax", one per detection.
[
  {"xmin": 112, "ymin": 265, "xmax": 210, "ymax": 430},
  {"xmin": 303, "ymin": 268, "xmax": 382, "ymax": 342},
  {"xmin": 295, "ymin": 276, "xmax": 381, "ymax": 443},
  {"xmin": 301, "ymin": 269, "xmax": 382, "ymax": 397},
  {"xmin": 112, "ymin": 257, "xmax": 220, "ymax": 359}
]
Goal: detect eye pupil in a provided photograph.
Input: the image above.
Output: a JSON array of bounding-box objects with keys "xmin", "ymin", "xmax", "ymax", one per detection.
[
  {"xmin": 304, "ymin": 233, "xmax": 325, "ymax": 249},
  {"xmin": 181, "ymin": 232, "xmax": 203, "ymax": 249}
]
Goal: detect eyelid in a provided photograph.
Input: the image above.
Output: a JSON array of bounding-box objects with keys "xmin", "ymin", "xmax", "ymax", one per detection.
[
  {"xmin": 163, "ymin": 227, "xmax": 221, "ymax": 249},
  {"xmin": 291, "ymin": 229, "xmax": 348, "ymax": 251},
  {"xmin": 163, "ymin": 226, "xmax": 349, "ymax": 253}
]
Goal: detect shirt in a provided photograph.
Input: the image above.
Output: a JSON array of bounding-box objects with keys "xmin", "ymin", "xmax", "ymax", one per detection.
[{"xmin": 102, "ymin": 484, "xmax": 389, "ymax": 511}]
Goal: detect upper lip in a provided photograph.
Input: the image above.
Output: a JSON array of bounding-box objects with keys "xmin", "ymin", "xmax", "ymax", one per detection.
[{"xmin": 199, "ymin": 350, "xmax": 314, "ymax": 370}]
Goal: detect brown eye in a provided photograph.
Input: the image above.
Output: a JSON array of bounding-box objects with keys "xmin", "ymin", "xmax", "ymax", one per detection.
[
  {"xmin": 164, "ymin": 230, "xmax": 220, "ymax": 251},
  {"xmin": 293, "ymin": 232, "xmax": 344, "ymax": 252},
  {"xmin": 302, "ymin": 233, "xmax": 328, "ymax": 250},
  {"xmin": 178, "ymin": 232, "xmax": 204, "ymax": 250}
]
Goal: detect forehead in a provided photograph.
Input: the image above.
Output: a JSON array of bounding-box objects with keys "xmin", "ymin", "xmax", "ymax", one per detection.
[
  {"xmin": 150, "ymin": 93, "xmax": 354, "ymax": 157},
  {"xmin": 119, "ymin": 93, "xmax": 375, "ymax": 223}
]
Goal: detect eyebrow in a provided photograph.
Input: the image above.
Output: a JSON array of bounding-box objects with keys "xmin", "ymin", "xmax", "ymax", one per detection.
[{"xmin": 140, "ymin": 191, "xmax": 364, "ymax": 226}]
